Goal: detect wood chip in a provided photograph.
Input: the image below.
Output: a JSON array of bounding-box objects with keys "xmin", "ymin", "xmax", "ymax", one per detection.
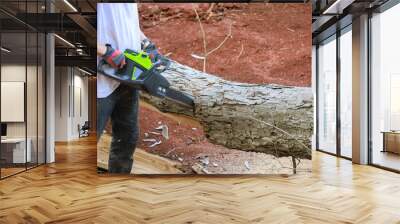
[
  {"xmin": 165, "ymin": 148, "xmax": 176, "ymax": 156},
  {"xmin": 149, "ymin": 140, "xmax": 162, "ymax": 148},
  {"xmin": 191, "ymin": 163, "xmax": 210, "ymax": 174},
  {"xmin": 143, "ymin": 138, "xmax": 157, "ymax": 142},
  {"xmin": 149, "ymin": 131, "xmax": 161, "ymax": 136},
  {"xmin": 200, "ymin": 157, "xmax": 209, "ymax": 166},
  {"xmin": 155, "ymin": 125, "xmax": 169, "ymax": 140},
  {"xmin": 162, "ymin": 126, "xmax": 169, "ymax": 140},
  {"xmin": 287, "ymin": 27, "xmax": 295, "ymax": 32},
  {"xmin": 201, "ymin": 167, "xmax": 210, "ymax": 174},
  {"xmin": 244, "ymin": 160, "xmax": 250, "ymax": 170},
  {"xmin": 191, "ymin": 53, "xmax": 205, "ymax": 60}
]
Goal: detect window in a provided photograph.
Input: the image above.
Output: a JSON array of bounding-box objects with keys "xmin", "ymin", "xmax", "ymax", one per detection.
[
  {"xmin": 317, "ymin": 35, "xmax": 337, "ymax": 154},
  {"xmin": 316, "ymin": 25, "xmax": 353, "ymax": 159},
  {"xmin": 370, "ymin": 3, "xmax": 400, "ymax": 171},
  {"xmin": 339, "ymin": 27, "xmax": 352, "ymax": 158}
]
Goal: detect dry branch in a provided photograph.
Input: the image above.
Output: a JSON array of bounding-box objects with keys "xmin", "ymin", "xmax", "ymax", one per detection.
[
  {"xmin": 205, "ymin": 22, "xmax": 232, "ymax": 56},
  {"xmin": 192, "ymin": 4, "xmax": 233, "ymax": 73},
  {"xmin": 193, "ymin": 5, "xmax": 207, "ymax": 72},
  {"xmin": 206, "ymin": 3, "xmax": 215, "ymax": 20},
  {"xmin": 236, "ymin": 43, "xmax": 244, "ymax": 61}
]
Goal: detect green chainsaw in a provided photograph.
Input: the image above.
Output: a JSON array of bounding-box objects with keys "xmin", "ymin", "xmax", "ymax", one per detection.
[{"xmin": 97, "ymin": 48, "xmax": 194, "ymax": 108}]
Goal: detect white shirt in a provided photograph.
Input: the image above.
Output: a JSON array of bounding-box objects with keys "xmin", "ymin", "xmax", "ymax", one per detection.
[{"xmin": 97, "ymin": 3, "xmax": 141, "ymax": 98}]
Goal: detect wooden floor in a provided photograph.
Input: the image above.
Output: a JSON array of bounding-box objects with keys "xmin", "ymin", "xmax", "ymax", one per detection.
[
  {"xmin": 1, "ymin": 136, "xmax": 400, "ymax": 223},
  {"xmin": 1, "ymin": 167, "xmax": 26, "ymax": 178}
]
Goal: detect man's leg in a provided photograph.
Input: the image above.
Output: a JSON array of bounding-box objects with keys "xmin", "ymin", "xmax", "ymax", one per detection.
[
  {"xmin": 97, "ymin": 90, "xmax": 117, "ymax": 141},
  {"xmin": 108, "ymin": 85, "xmax": 140, "ymax": 173}
]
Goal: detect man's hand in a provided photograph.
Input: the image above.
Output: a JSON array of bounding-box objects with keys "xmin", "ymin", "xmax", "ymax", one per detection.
[
  {"xmin": 141, "ymin": 38, "xmax": 170, "ymax": 73},
  {"xmin": 141, "ymin": 39, "xmax": 161, "ymax": 63},
  {"xmin": 100, "ymin": 44, "xmax": 126, "ymax": 69}
]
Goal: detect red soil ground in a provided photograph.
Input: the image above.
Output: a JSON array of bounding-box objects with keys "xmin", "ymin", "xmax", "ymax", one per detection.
[
  {"xmin": 139, "ymin": 3, "xmax": 311, "ymax": 86},
  {"xmin": 136, "ymin": 3, "xmax": 312, "ymax": 173}
]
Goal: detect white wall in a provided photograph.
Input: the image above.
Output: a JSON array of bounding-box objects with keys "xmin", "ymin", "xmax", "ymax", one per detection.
[
  {"xmin": 54, "ymin": 67, "xmax": 89, "ymax": 141},
  {"xmin": 55, "ymin": 66, "xmax": 69, "ymax": 141},
  {"xmin": 72, "ymin": 73, "xmax": 89, "ymax": 138}
]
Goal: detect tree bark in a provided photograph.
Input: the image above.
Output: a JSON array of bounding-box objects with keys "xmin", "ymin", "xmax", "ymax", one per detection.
[{"xmin": 141, "ymin": 61, "xmax": 313, "ymax": 159}]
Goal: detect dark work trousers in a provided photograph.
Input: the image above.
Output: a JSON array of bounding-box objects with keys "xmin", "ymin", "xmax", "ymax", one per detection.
[{"xmin": 97, "ymin": 84, "xmax": 139, "ymax": 173}]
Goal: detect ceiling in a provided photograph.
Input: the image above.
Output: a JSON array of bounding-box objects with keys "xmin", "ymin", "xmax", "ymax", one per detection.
[
  {"xmin": 1, "ymin": 32, "xmax": 45, "ymax": 64},
  {"xmin": 312, "ymin": 0, "xmax": 390, "ymax": 43},
  {"xmin": 0, "ymin": 0, "xmax": 98, "ymax": 72}
]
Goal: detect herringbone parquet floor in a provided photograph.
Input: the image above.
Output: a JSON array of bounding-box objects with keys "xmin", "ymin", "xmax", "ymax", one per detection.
[{"xmin": 1, "ymin": 136, "xmax": 400, "ymax": 224}]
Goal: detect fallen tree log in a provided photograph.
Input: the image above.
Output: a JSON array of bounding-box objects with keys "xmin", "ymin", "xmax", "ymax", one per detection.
[{"xmin": 141, "ymin": 61, "xmax": 313, "ymax": 159}]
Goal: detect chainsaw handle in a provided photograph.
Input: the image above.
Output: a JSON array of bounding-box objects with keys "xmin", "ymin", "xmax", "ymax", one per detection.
[
  {"xmin": 97, "ymin": 59, "xmax": 171, "ymax": 96},
  {"xmin": 97, "ymin": 59, "xmax": 145, "ymax": 88}
]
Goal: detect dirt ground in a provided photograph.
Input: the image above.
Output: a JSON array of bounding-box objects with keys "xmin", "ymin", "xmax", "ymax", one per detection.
[
  {"xmin": 110, "ymin": 3, "xmax": 312, "ymax": 174},
  {"xmin": 139, "ymin": 3, "xmax": 311, "ymax": 86}
]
